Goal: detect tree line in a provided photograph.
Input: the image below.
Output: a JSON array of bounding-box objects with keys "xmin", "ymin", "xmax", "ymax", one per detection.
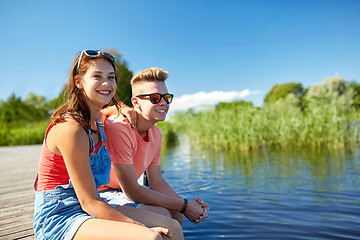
[{"xmin": 1, "ymin": 72, "xmax": 359, "ymax": 125}]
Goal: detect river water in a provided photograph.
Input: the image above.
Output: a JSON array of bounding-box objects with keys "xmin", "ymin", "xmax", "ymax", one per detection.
[{"xmin": 160, "ymin": 138, "xmax": 360, "ymax": 239}]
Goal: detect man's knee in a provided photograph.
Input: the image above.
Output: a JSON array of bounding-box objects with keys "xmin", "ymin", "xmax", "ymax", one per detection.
[
  {"xmin": 139, "ymin": 204, "xmax": 172, "ymax": 218},
  {"xmin": 170, "ymin": 210, "xmax": 184, "ymax": 225}
]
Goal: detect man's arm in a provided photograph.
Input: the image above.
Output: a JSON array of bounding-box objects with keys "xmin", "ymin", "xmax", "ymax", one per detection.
[
  {"xmin": 146, "ymin": 165, "xmax": 184, "ymax": 223},
  {"xmin": 147, "ymin": 165, "xmax": 209, "ymax": 223},
  {"xmin": 113, "ymin": 163, "xmax": 184, "ymax": 210},
  {"xmin": 113, "ymin": 163, "xmax": 206, "ymax": 223},
  {"xmin": 146, "ymin": 165, "xmax": 181, "ymax": 198}
]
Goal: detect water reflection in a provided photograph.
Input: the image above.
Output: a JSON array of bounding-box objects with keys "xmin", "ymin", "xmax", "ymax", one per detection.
[{"xmin": 160, "ymin": 136, "xmax": 360, "ymax": 239}]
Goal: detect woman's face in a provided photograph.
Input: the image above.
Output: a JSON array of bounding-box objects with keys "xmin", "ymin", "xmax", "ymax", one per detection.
[{"xmin": 77, "ymin": 59, "xmax": 117, "ymax": 110}]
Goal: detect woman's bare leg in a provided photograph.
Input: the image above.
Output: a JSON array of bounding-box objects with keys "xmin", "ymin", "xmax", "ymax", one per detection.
[
  {"xmin": 116, "ymin": 206, "xmax": 184, "ymax": 240},
  {"xmin": 74, "ymin": 218, "xmax": 162, "ymax": 240}
]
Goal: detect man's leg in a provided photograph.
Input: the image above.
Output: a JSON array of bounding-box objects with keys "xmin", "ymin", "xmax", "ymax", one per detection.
[{"xmin": 139, "ymin": 205, "xmax": 184, "ymax": 225}]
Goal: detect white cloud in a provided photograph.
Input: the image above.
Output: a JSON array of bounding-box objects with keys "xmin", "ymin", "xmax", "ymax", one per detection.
[{"xmin": 169, "ymin": 89, "xmax": 261, "ymax": 113}]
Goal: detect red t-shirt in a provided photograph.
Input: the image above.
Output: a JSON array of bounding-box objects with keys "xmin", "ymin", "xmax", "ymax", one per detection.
[{"xmin": 98, "ymin": 116, "xmax": 161, "ymax": 190}]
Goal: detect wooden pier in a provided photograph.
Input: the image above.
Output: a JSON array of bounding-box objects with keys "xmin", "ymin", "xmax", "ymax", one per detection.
[
  {"xmin": 0, "ymin": 145, "xmax": 40, "ymax": 240},
  {"xmin": 0, "ymin": 144, "xmax": 148, "ymax": 240}
]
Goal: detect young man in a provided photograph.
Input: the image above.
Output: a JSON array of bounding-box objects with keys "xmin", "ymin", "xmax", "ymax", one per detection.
[{"xmin": 100, "ymin": 67, "xmax": 208, "ymax": 224}]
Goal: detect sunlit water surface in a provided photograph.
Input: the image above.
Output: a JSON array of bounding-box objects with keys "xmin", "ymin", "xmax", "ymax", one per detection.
[{"xmin": 160, "ymin": 138, "xmax": 360, "ymax": 239}]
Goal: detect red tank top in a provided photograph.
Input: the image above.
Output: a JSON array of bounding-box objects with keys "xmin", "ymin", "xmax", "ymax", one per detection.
[{"xmin": 34, "ymin": 119, "xmax": 101, "ymax": 191}]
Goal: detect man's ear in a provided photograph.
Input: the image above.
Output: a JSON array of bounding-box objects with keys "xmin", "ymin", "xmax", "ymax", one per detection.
[{"xmin": 132, "ymin": 97, "xmax": 141, "ymax": 111}]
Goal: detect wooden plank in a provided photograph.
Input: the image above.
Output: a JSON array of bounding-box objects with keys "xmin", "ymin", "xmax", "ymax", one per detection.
[
  {"xmin": 1, "ymin": 228, "xmax": 34, "ymax": 240},
  {"xmin": 0, "ymin": 145, "xmax": 41, "ymax": 240}
]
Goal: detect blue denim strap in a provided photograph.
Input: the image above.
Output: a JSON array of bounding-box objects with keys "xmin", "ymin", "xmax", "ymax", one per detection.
[
  {"xmin": 87, "ymin": 129, "xmax": 96, "ymax": 151},
  {"xmin": 96, "ymin": 118, "xmax": 107, "ymax": 143}
]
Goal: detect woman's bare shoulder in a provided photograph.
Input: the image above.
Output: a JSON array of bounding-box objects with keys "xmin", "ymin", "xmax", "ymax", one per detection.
[{"xmin": 47, "ymin": 118, "xmax": 88, "ymax": 153}]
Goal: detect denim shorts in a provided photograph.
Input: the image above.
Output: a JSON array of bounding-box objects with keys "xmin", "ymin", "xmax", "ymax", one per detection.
[
  {"xmin": 99, "ymin": 189, "xmax": 142, "ymax": 208},
  {"xmin": 33, "ymin": 185, "xmax": 93, "ymax": 240},
  {"xmin": 33, "ymin": 118, "xmax": 112, "ymax": 239}
]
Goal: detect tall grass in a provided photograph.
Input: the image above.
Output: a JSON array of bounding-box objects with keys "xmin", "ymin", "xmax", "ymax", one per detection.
[
  {"xmin": 2, "ymin": 102, "xmax": 359, "ymax": 152},
  {"xmin": 156, "ymin": 121, "xmax": 178, "ymax": 148},
  {"xmin": 164, "ymin": 102, "xmax": 360, "ymax": 152},
  {"xmin": 0, "ymin": 120, "xmax": 49, "ymax": 146}
]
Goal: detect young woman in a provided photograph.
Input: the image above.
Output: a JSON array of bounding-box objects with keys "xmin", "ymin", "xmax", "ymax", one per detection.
[{"xmin": 33, "ymin": 50, "xmax": 183, "ymax": 240}]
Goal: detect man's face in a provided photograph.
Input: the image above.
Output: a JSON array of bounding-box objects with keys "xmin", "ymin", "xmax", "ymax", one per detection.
[{"xmin": 132, "ymin": 81, "xmax": 170, "ymax": 124}]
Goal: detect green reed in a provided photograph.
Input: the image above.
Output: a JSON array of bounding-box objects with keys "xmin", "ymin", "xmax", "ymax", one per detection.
[
  {"xmin": 2, "ymin": 102, "xmax": 359, "ymax": 151},
  {"xmin": 156, "ymin": 121, "xmax": 179, "ymax": 148},
  {"xmin": 164, "ymin": 103, "xmax": 360, "ymax": 152},
  {"xmin": 0, "ymin": 120, "xmax": 49, "ymax": 146}
]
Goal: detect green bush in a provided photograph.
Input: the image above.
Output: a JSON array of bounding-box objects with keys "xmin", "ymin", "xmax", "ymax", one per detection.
[{"xmin": 0, "ymin": 120, "xmax": 49, "ymax": 146}]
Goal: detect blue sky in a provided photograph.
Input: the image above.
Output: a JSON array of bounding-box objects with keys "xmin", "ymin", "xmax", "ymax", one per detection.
[{"xmin": 1, "ymin": 0, "xmax": 359, "ymax": 112}]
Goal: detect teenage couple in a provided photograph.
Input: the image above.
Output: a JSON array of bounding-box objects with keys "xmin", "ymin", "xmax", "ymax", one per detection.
[{"xmin": 33, "ymin": 50, "xmax": 209, "ymax": 240}]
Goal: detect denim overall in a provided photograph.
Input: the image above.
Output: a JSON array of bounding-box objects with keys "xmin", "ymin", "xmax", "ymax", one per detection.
[{"xmin": 33, "ymin": 118, "xmax": 111, "ymax": 240}]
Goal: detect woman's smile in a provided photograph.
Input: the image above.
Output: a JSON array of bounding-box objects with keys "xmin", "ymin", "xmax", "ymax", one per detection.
[{"xmin": 97, "ymin": 89, "xmax": 112, "ymax": 96}]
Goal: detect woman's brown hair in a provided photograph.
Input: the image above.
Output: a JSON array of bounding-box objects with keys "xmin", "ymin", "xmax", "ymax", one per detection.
[{"xmin": 51, "ymin": 51, "xmax": 121, "ymax": 130}]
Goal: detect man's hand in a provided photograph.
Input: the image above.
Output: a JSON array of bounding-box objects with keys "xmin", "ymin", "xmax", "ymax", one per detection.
[
  {"xmin": 184, "ymin": 198, "xmax": 209, "ymax": 223},
  {"xmin": 192, "ymin": 197, "xmax": 209, "ymax": 224}
]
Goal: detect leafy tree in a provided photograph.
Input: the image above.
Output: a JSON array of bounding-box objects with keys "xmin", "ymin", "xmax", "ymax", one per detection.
[
  {"xmin": 47, "ymin": 84, "xmax": 68, "ymax": 110},
  {"xmin": 304, "ymin": 77, "xmax": 353, "ymax": 110},
  {"xmin": 349, "ymin": 80, "xmax": 360, "ymax": 110},
  {"xmin": 0, "ymin": 99, "xmax": 3, "ymax": 110},
  {"xmin": 271, "ymin": 93, "xmax": 302, "ymax": 113},
  {"xmin": 264, "ymin": 83, "xmax": 303, "ymax": 104},
  {"xmin": 216, "ymin": 100, "xmax": 253, "ymax": 111},
  {"xmin": 0, "ymin": 93, "xmax": 47, "ymax": 123},
  {"xmin": 106, "ymin": 49, "xmax": 133, "ymax": 107},
  {"xmin": 25, "ymin": 93, "xmax": 47, "ymax": 109}
]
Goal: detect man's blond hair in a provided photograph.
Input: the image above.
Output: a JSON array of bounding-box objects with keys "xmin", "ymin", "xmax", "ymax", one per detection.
[{"xmin": 130, "ymin": 67, "xmax": 168, "ymax": 86}]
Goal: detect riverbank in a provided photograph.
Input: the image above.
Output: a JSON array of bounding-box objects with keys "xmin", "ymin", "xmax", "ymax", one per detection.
[
  {"xmin": 0, "ymin": 144, "xmax": 41, "ymax": 239},
  {"xmin": 169, "ymin": 102, "xmax": 360, "ymax": 152}
]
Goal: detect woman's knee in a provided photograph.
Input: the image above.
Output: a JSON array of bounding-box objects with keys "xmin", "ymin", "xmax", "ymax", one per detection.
[
  {"xmin": 146, "ymin": 231, "xmax": 162, "ymax": 240},
  {"xmin": 168, "ymin": 218, "xmax": 183, "ymax": 233}
]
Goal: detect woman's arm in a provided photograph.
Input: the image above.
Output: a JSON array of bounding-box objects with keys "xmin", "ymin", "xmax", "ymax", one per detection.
[
  {"xmin": 51, "ymin": 119, "xmax": 142, "ymax": 225},
  {"xmin": 100, "ymin": 104, "xmax": 137, "ymax": 128}
]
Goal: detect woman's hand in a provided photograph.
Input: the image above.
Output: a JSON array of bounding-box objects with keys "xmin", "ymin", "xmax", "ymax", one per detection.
[
  {"xmin": 120, "ymin": 104, "xmax": 137, "ymax": 128},
  {"xmin": 100, "ymin": 104, "xmax": 137, "ymax": 128},
  {"xmin": 151, "ymin": 227, "xmax": 172, "ymax": 238}
]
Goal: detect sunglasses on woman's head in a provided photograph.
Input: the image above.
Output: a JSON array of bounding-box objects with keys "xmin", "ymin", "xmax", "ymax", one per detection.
[
  {"xmin": 75, "ymin": 49, "xmax": 116, "ymax": 75},
  {"xmin": 136, "ymin": 93, "xmax": 174, "ymax": 104}
]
